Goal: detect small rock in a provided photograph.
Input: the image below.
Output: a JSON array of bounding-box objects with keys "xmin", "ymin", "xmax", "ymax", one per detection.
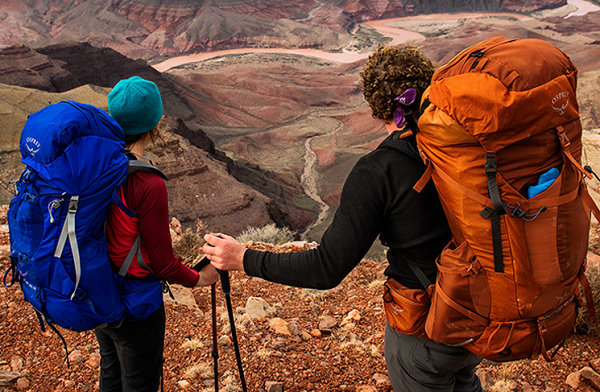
[
  {"xmin": 341, "ymin": 309, "xmax": 361, "ymax": 326},
  {"xmin": 64, "ymin": 380, "xmax": 75, "ymax": 388},
  {"xmin": 520, "ymin": 381, "xmax": 537, "ymax": 392},
  {"xmin": 371, "ymin": 373, "xmax": 390, "ymax": 387},
  {"xmin": 318, "ymin": 316, "xmax": 337, "ymax": 332},
  {"xmin": 170, "ymin": 217, "xmax": 182, "ymax": 236},
  {"xmin": 310, "ymin": 329, "xmax": 322, "ymax": 338},
  {"xmin": 491, "ymin": 380, "xmax": 516, "ymax": 391},
  {"xmin": 10, "ymin": 355, "xmax": 24, "ymax": 373},
  {"xmin": 177, "ymin": 379, "xmax": 190, "ymax": 388},
  {"xmin": 218, "ymin": 335, "xmax": 232, "ymax": 347},
  {"xmin": 245, "ymin": 297, "xmax": 271, "ymax": 320},
  {"xmin": 301, "ymin": 330, "xmax": 312, "ymax": 341},
  {"xmin": 85, "ymin": 353, "xmax": 101, "ymax": 369},
  {"xmin": 68, "ymin": 350, "xmax": 84, "ymax": 364},
  {"xmin": 566, "ymin": 370, "xmax": 582, "ymax": 389},
  {"xmin": 592, "ymin": 358, "xmax": 600, "ymax": 372},
  {"xmin": 356, "ymin": 386, "xmax": 376, "ymax": 392},
  {"xmin": 580, "ymin": 366, "xmax": 600, "ymax": 389},
  {"xmin": 269, "ymin": 337, "xmax": 288, "ymax": 351},
  {"xmin": 287, "ymin": 319, "xmax": 301, "ymax": 336},
  {"xmin": 265, "ymin": 380, "xmax": 284, "ymax": 392},
  {"xmin": 269, "ymin": 318, "xmax": 291, "ymax": 335},
  {"xmin": 239, "ymin": 313, "xmax": 256, "ymax": 331},
  {"xmin": 475, "ymin": 369, "xmax": 495, "ymax": 390},
  {"xmin": 16, "ymin": 377, "xmax": 30, "ymax": 390}
]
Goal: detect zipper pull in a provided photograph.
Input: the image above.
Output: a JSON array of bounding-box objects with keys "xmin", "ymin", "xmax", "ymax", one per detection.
[
  {"xmin": 48, "ymin": 198, "xmax": 64, "ymax": 224},
  {"xmin": 468, "ymin": 50, "xmax": 485, "ymax": 70}
]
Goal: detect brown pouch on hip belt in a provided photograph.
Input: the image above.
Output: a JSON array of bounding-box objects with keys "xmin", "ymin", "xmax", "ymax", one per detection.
[{"xmin": 383, "ymin": 278, "xmax": 433, "ymax": 339}]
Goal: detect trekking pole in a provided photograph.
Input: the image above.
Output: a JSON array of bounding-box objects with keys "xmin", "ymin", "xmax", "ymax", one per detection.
[
  {"xmin": 218, "ymin": 269, "xmax": 248, "ymax": 392},
  {"xmin": 211, "ymin": 283, "xmax": 219, "ymax": 392}
]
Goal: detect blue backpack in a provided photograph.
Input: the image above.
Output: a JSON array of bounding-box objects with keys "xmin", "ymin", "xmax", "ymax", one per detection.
[{"xmin": 5, "ymin": 101, "xmax": 164, "ymax": 333}]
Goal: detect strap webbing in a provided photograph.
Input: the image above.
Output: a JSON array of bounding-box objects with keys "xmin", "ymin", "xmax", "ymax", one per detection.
[
  {"xmin": 406, "ymin": 260, "xmax": 432, "ymax": 289},
  {"xmin": 118, "ymin": 235, "xmax": 153, "ymax": 276},
  {"xmin": 119, "ymin": 235, "xmax": 141, "ymax": 276},
  {"xmin": 436, "ymin": 283, "xmax": 489, "ymax": 326},
  {"xmin": 484, "ymin": 153, "xmax": 506, "ymax": 273},
  {"xmin": 54, "ymin": 196, "xmax": 82, "ymax": 300}
]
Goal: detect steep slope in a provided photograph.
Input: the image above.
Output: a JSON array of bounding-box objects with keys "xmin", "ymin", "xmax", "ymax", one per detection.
[{"xmin": 0, "ymin": 82, "xmax": 280, "ymax": 233}]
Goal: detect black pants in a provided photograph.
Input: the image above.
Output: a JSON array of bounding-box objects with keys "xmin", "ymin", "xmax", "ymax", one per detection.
[
  {"xmin": 94, "ymin": 304, "xmax": 166, "ymax": 392},
  {"xmin": 384, "ymin": 323, "xmax": 483, "ymax": 392}
]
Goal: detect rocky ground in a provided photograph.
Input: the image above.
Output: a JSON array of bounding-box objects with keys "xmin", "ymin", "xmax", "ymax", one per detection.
[{"xmin": 0, "ymin": 209, "xmax": 599, "ymax": 392}]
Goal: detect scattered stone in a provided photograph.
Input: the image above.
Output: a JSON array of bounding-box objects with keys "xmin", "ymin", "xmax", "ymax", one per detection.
[
  {"xmin": 318, "ymin": 316, "xmax": 337, "ymax": 332},
  {"xmin": 10, "ymin": 355, "xmax": 23, "ymax": 373},
  {"xmin": 164, "ymin": 285, "xmax": 198, "ymax": 310},
  {"xmin": 218, "ymin": 335, "xmax": 232, "ymax": 347},
  {"xmin": 239, "ymin": 313, "xmax": 256, "ymax": 331},
  {"xmin": 356, "ymin": 386, "xmax": 376, "ymax": 392},
  {"xmin": 177, "ymin": 379, "xmax": 190, "ymax": 388},
  {"xmin": 287, "ymin": 319, "xmax": 301, "ymax": 336},
  {"xmin": 0, "ymin": 370, "xmax": 20, "ymax": 387},
  {"xmin": 341, "ymin": 309, "xmax": 361, "ymax": 326},
  {"xmin": 85, "ymin": 353, "xmax": 101, "ymax": 369},
  {"xmin": 592, "ymin": 358, "xmax": 600, "ymax": 372},
  {"xmin": 580, "ymin": 366, "xmax": 600, "ymax": 389},
  {"xmin": 269, "ymin": 337, "xmax": 288, "ymax": 351},
  {"xmin": 265, "ymin": 380, "xmax": 284, "ymax": 392},
  {"xmin": 170, "ymin": 217, "xmax": 182, "ymax": 236},
  {"xmin": 15, "ymin": 377, "xmax": 30, "ymax": 390},
  {"xmin": 269, "ymin": 318, "xmax": 291, "ymax": 335},
  {"xmin": 245, "ymin": 297, "xmax": 271, "ymax": 320},
  {"xmin": 371, "ymin": 373, "xmax": 390, "ymax": 388},
  {"xmin": 491, "ymin": 380, "xmax": 516, "ymax": 391},
  {"xmin": 68, "ymin": 350, "xmax": 84, "ymax": 364},
  {"xmin": 310, "ymin": 329, "xmax": 322, "ymax": 338},
  {"xmin": 565, "ymin": 372, "xmax": 581, "ymax": 390},
  {"xmin": 520, "ymin": 381, "xmax": 537, "ymax": 392},
  {"xmin": 475, "ymin": 369, "xmax": 495, "ymax": 390},
  {"xmin": 301, "ymin": 330, "xmax": 312, "ymax": 341}
]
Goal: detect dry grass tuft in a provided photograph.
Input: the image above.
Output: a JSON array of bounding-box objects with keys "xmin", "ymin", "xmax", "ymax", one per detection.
[{"xmin": 236, "ymin": 223, "xmax": 296, "ymax": 245}]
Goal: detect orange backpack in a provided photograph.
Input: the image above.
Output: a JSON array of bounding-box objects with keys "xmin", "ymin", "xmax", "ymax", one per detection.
[{"xmin": 414, "ymin": 37, "xmax": 598, "ymax": 361}]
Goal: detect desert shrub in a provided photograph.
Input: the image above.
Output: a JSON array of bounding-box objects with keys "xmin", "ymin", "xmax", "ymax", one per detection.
[
  {"xmin": 236, "ymin": 223, "xmax": 296, "ymax": 245},
  {"xmin": 172, "ymin": 219, "xmax": 210, "ymax": 267}
]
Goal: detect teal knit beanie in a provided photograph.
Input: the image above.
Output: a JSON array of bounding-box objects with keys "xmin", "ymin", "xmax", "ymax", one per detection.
[{"xmin": 108, "ymin": 76, "xmax": 163, "ymax": 135}]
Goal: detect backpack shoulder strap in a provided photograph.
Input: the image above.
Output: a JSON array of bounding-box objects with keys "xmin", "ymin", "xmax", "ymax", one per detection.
[{"xmin": 127, "ymin": 159, "xmax": 168, "ymax": 181}]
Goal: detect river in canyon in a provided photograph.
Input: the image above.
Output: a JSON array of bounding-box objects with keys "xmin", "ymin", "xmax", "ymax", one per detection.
[{"xmin": 153, "ymin": 2, "xmax": 599, "ymax": 237}]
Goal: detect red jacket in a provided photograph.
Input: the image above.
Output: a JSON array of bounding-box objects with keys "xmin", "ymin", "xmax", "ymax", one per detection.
[{"xmin": 106, "ymin": 170, "xmax": 199, "ymax": 287}]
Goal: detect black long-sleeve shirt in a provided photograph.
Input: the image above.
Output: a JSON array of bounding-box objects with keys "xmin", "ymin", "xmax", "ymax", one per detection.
[{"xmin": 244, "ymin": 132, "xmax": 451, "ymax": 290}]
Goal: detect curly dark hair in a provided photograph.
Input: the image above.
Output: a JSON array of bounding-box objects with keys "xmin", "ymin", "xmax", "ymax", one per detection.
[{"xmin": 360, "ymin": 45, "xmax": 435, "ymax": 122}]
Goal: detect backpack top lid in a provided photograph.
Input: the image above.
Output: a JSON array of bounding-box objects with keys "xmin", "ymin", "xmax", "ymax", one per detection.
[
  {"xmin": 19, "ymin": 101, "xmax": 128, "ymax": 194},
  {"xmin": 427, "ymin": 37, "xmax": 579, "ymax": 151}
]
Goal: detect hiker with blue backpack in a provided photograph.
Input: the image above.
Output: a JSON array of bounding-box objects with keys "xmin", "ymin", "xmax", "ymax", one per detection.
[
  {"xmin": 6, "ymin": 75, "xmax": 218, "ymax": 392},
  {"xmin": 203, "ymin": 45, "xmax": 484, "ymax": 392},
  {"xmin": 96, "ymin": 76, "xmax": 219, "ymax": 391}
]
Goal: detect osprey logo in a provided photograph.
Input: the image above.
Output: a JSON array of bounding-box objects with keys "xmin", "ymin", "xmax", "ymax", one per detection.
[
  {"xmin": 552, "ymin": 91, "xmax": 569, "ymax": 115},
  {"xmin": 25, "ymin": 137, "xmax": 41, "ymax": 157}
]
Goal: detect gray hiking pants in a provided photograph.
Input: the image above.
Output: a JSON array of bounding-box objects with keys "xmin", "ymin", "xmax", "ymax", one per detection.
[{"xmin": 384, "ymin": 323, "xmax": 484, "ymax": 392}]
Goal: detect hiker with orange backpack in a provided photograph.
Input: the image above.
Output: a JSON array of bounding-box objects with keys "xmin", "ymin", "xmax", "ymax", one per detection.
[
  {"xmin": 203, "ymin": 46, "xmax": 484, "ymax": 392},
  {"xmin": 96, "ymin": 76, "xmax": 219, "ymax": 392}
]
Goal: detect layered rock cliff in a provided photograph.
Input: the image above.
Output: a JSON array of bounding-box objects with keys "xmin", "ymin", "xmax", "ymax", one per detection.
[{"xmin": 0, "ymin": 0, "xmax": 568, "ymax": 60}]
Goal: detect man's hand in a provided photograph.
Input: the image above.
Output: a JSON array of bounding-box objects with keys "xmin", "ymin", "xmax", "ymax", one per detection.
[
  {"xmin": 195, "ymin": 264, "xmax": 219, "ymax": 287},
  {"xmin": 202, "ymin": 233, "xmax": 246, "ymax": 271}
]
